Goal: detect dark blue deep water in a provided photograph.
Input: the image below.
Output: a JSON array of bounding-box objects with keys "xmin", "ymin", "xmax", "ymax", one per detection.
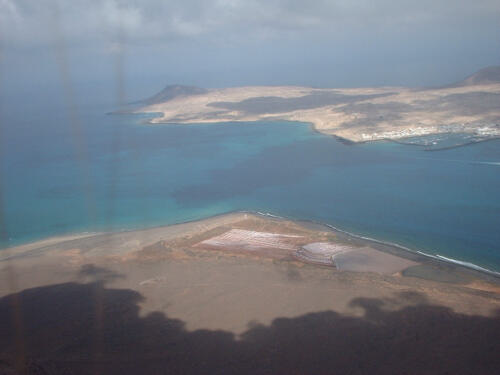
[{"xmin": 1, "ymin": 90, "xmax": 500, "ymax": 273}]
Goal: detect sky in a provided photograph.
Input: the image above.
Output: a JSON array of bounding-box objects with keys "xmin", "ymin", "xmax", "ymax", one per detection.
[{"xmin": 1, "ymin": 0, "xmax": 500, "ymax": 101}]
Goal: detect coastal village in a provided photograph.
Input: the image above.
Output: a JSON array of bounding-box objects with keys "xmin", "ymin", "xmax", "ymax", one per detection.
[{"xmin": 360, "ymin": 123, "xmax": 500, "ymax": 141}]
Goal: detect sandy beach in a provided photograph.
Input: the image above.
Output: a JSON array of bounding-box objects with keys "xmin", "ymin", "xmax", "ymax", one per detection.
[{"xmin": 1, "ymin": 212, "xmax": 500, "ymax": 374}]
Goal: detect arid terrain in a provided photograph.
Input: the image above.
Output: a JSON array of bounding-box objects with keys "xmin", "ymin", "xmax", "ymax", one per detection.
[
  {"xmin": 1, "ymin": 213, "xmax": 500, "ymax": 374},
  {"xmin": 138, "ymin": 66, "xmax": 500, "ymax": 142}
]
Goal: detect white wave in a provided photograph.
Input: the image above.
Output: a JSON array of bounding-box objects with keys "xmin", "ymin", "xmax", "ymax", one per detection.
[
  {"xmin": 411, "ymin": 157, "xmax": 500, "ymax": 166},
  {"xmin": 249, "ymin": 210, "xmax": 500, "ymax": 277},
  {"xmin": 435, "ymin": 255, "xmax": 500, "ymax": 276},
  {"xmin": 310, "ymin": 223, "xmax": 500, "ymax": 277},
  {"xmin": 256, "ymin": 212, "xmax": 285, "ymax": 219},
  {"xmin": 323, "ymin": 223, "xmax": 418, "ymax": 254},
  {"xmin": 477, "ymin": 161, "xmax": 500, "ymax": 166},
  {"xmin": 417, "ymin": 250, "xmax": 438, "ymax": 259}
]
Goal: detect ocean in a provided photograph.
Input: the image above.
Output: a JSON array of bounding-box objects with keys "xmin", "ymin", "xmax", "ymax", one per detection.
[{"xmin": 1, "ymin": 88, "xmax": 500, "ymax": 273}]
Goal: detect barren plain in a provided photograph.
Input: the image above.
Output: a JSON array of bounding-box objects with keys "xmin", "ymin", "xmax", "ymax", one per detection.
[
  {"xmin": 1, "ymin": 213, "xmax": 500, "ymax": 374},
  {"xmin": 139, "ymin": 66, "xmax": 500, "ymax": 142}
]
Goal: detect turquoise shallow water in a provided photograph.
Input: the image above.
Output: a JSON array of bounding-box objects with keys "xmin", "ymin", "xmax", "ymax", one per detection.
[{"xmin": 1, "ymin": 93, "xmax": 500, "ymax": 273}]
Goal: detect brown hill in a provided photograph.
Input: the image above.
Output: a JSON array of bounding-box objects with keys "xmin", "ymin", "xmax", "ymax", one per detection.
[{"xmin": 453, "ymin": 65, "xmax": 500, "ymax": 86}]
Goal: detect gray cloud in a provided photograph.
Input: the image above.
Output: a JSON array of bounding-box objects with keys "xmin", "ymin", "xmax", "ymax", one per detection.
[
  {"xmin": 1, "ymin": 0, "xmax": 499, "ymax": 49},
  {"xmin": 1, "ymin": 0, "xmax": 499, "ymax": 91}
]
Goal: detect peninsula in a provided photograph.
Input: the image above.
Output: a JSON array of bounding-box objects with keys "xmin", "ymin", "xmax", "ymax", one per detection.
[
  {"xmin": 137, "ymin": 66, "xmax": 500, "ymax": 142},
  {"xmin": 1, "ymin": 213, "xmax": 500, "ymax": 373}
]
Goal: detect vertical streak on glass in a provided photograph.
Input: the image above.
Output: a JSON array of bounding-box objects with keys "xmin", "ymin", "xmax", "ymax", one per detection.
[
  {"xmin": 106, "ymin": 29, "xmax": 126, "ymax": 233},
  {"xmin": 49, "ymin": 2, "xmax": 101, "ymax": 372},
  {"xmin": 0, "ymin": 33, "xmax": 27, "ymax": 375},
  {"xmin": 50, "ymin": 2, "xmax": 96, "ymax": 225}
]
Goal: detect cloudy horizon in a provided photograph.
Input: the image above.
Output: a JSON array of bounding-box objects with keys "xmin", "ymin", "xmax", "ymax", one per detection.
[{"xmin": 1, "ymin": 0, "xmax": 499, "ymax": 100}]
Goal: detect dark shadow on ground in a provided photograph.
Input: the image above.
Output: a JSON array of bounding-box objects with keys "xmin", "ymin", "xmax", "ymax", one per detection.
[
  {"xmin": 77, "ymin": 264, "xmax": 125, "ymax": 283},
  {"xmin": 0, "ymin": 280, "xmax": 499, "ymax": 374}
]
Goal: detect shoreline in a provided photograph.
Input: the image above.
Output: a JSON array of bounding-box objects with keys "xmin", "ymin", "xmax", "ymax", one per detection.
[
  {"xmin": 253, "ymin": 211, "xmax": 500, "ymax": 280},
  {"xmin": 2, "ymin": 213, "xmax": 500, "ymax": 373},
  {"xmin": 388, "ymin": 134, "xmax": 500, "ymax": 151},
  {"xmin": 2, "ymin": 210, "xmax": 499, "ymax": 282},
  {"xmin": 106, "ymin": 108, "xmax": 500, "ymax": 153},
  {"xmin": 2, "ymin": 115, "xmax": 499, "ymax": 280},
  {"xmin": 137, "ymin": 111, "xmax": 500, "ymax": 151}
]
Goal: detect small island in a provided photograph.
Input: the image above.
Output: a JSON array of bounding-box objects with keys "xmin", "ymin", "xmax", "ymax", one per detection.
[{"xmin": 136, "ymin": 66, "xmax": 500, "ymax": 143}]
